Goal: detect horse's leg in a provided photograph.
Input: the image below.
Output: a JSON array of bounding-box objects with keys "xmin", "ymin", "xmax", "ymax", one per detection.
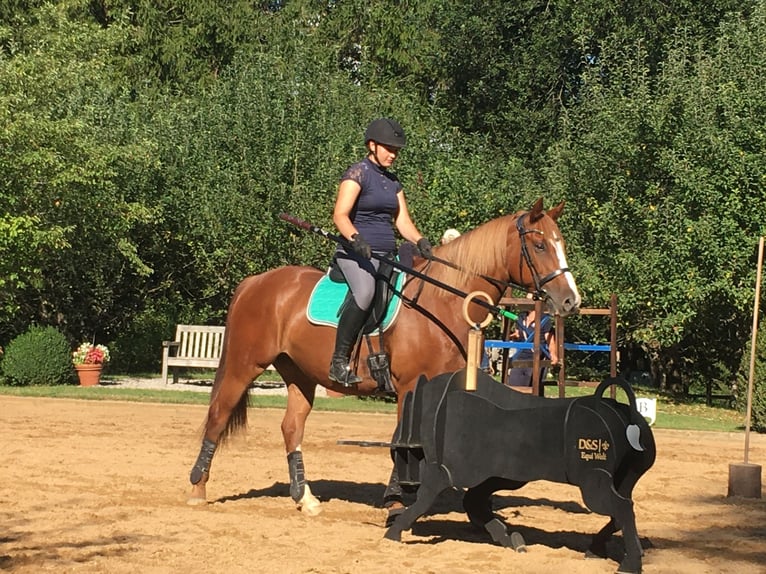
[
  {"xmin": 383, "ymin": 458, "xmax": 407, "ymax": 526},
  {"xmin": 188, "ymin": 374, "xmax": 253, "ymax": 505},
  {"xmin": 580, "ymin": 468, "xmax": 643, "ymax": 574},
  {"xmin": 282, "ymin": 381, "xmax": 321, "ymax": 516},
  {"xmin": 384, "ymin": 463, "xmax": 449, "ymax": 542}
]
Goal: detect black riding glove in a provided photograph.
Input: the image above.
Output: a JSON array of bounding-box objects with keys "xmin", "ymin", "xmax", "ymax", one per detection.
[
  {"xmin": 417, "ymin": 237, "xmax": 433, "ymax": 259},
  {"xmin": 350, "ymin": 233, "xmax": 372, "ymax": 259}
]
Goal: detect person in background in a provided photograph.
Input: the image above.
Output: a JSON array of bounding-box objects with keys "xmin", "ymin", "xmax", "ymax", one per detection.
[
  {"xmin": 507, "ymin": 293, "xmax": 559, "ymax": 387},
  {"xmin": 330, "ymin": 118, "xmax": 433, "ymax": 386}
]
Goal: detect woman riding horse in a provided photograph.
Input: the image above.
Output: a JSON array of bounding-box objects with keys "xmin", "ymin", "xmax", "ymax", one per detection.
[
  {"xmin": 330, "ymin": 118, "xmax": 432, "ymax": 386},
  {"xmin": 187, "ymin": 198, "xmax": 581, "ymax": 519}
]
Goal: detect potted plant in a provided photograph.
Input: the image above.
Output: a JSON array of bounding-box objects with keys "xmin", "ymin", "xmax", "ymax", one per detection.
[{"xmin": 72, "ymin": 342, "xmax": 110, "ymax": 386}]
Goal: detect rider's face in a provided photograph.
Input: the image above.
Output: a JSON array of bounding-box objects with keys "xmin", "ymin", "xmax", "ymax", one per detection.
[{"xmin": 368, "ymin": 142, "xmax": 401, "ymax": 168}]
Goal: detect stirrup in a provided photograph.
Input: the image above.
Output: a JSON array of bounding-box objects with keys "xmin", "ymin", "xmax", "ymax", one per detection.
[{"xmin": 329, "ymin": 359, "xmax": 361, "ymax": 386}]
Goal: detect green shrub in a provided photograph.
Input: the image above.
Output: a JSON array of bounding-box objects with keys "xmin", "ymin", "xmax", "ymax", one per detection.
[
  {"xmin": 1, "ymin": 325, "xmax": 73, "ymax": 386},
  {"xmin": 109, "ymin": 305, "xmax": 176, "ymax": 372}
]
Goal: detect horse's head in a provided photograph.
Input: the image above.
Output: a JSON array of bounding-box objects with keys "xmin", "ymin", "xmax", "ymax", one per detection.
[{"xmin": 512, "ymin": 198, "xmax": 581, "ymax": 317}]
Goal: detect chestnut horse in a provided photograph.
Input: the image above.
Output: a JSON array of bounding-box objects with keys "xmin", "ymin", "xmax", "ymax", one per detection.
[{"xmin": 187, "ymin": 199, "xmax": 581, "ymax": 518}]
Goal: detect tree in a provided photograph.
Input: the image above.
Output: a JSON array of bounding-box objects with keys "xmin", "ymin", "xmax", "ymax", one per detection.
[{"xmin": 547, "ymin": 5, "xmax": 766, "ymax": 394}]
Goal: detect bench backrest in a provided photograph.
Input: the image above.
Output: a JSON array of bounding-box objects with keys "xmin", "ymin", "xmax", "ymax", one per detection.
[{"xmin": 175, "ymin": 325, "xmax": 226, "ymax": 360}]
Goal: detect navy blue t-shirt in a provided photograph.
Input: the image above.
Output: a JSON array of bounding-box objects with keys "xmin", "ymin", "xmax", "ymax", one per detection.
[
  {"xmin": 339, "ymin": 157, "xmax": 401, "ymax": 253},
  {"xmin": 514, "ymin": 312, "xmax": 554, "ymax": 360}
]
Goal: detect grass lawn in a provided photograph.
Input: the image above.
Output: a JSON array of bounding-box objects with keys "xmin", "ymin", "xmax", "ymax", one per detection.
[{"xmin": 0, "ymin": 377, "xmax": 750, "ymax": 433}]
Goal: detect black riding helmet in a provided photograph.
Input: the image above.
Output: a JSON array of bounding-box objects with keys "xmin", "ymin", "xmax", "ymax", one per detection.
[{"xmin": 364, "ymin": 118, "xmax": 406, "ymax": 149}]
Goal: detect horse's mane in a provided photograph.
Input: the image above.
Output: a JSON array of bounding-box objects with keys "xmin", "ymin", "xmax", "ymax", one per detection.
[{"xmin": 418, "ymin": 214, "xmax": 517, "ymax": 298}]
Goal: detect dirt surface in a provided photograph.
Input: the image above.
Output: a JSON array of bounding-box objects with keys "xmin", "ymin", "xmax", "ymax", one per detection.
[{"xmin": 2, "ymin": 395, "xmax": 765, "ymax": 573}]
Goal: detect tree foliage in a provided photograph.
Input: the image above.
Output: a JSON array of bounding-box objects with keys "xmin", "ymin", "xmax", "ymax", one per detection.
[{"xmin": 1, "ymin": 0, "xmax": 765, "ymax": 409}]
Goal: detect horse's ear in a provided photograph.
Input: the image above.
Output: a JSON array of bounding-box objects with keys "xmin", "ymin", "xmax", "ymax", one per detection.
[
  {"xmin": 547, "ymin": 201, "xmax": 565, "ymax": 221},
  {"xmin": 529, "ymin": 197, "xmax": 545, "ymax": 222}
]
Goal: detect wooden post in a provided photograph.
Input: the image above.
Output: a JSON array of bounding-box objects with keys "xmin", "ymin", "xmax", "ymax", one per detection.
[
  {"xmin": 610, "ymin": 293, "xmax": 618, "ymax": 378},
  {"xmin": 465, "ymin": 328, "xmax": 482, "ymax": 392},
  {"xmin": 728, "ymin": 236, "xmax": 763, "ymax": 498},
  {"xmin": 531, "ymin": 298, "xmax": 543, "ymax": 395},
  {"xmin": 462, "ymin": 291, "xmax": 493, "ymax": 392},
  {"xmin": 556, "ymin": 315, "xmax": 565, "ymax": 398},
  {"xmin": 744, "ymin": 236, "xmax": 764, "ymax": 464},
  {"xmin": 610, "ymin": 293, "xmax": 618, "ymax": 399}
]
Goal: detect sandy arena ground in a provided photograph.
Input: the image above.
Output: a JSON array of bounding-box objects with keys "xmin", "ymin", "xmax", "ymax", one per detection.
[{"xmin": 1, "ymin": 394, "xmax": 765, "ymax": 573}]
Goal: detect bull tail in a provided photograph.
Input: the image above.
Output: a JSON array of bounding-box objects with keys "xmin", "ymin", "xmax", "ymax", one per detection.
[{"xmin": 595, "ymin": 376, "xmax": 647, "ymax": 452}]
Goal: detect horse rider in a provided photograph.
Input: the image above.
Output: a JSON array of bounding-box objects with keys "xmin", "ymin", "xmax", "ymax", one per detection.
[{"xmin": 330, "ymin": 117, "xmax": 433, "ymax": 386}]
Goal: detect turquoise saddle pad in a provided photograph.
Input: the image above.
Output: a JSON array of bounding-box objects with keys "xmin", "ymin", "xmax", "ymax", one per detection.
[{"xmin": 306, "ymin": 271, "xmax": 405, "ymax": 334}]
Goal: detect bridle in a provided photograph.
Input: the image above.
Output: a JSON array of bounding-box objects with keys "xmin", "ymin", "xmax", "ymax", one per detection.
[
  {"xmin": 425, "ymin": 210, "xmax": 570, "ymax": 300},
  {"xmin": 516, "ymin": 212, "xmax": 570, "ymax": 297}
]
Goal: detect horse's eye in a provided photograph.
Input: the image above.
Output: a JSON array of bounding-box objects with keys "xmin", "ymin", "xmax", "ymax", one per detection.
[{"xmin": 534, "ymin": 240, "xmax": 545, "ymax": 252}]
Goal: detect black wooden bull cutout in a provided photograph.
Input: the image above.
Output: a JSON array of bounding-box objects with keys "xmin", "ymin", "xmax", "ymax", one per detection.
[{"xmin": 384, "ymin": 370, "xmax": 656, "ymax": 574}]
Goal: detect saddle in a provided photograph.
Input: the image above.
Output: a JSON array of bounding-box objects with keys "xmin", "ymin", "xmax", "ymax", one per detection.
[
  {"xmin": 305, "ymin": 257, "xmax": 404, "ymax": 334},
  {"xmin": 306, "ymin": 254, "xmax": 406, "ymax": 394}
]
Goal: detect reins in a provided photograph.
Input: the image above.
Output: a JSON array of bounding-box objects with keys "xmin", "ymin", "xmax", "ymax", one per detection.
[{"xmin": 279, "ymin": 213, "xmax": 519, "ymax": 323}]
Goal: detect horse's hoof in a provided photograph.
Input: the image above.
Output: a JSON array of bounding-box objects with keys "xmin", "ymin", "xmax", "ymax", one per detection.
[
  {"xmin": 299, "ymin": 500, "xmax": 322, "ymax": 516},
  {"xmin": 186, "ymin": 496, "xmax": 208, "ymax": 506},
  {"xmin": 297, "ymin": 484, "xmax": 322, "ymax": 516}
]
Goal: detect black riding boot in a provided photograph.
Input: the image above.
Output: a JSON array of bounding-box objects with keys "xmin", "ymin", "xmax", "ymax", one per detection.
[{"xmin": 329, "ymin": 298, "xmax": 368, "ymax": 386}]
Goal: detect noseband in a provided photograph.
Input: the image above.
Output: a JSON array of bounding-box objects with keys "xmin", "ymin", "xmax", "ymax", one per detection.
[{"xmin": 516, "ymin": 212, "xmax": 570, "ymax": 296}]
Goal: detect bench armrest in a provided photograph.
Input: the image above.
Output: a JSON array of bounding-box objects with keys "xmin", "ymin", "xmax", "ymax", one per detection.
[{"xmin": 162, "ymin": 341, "xmax": 180, "ymax": 348}]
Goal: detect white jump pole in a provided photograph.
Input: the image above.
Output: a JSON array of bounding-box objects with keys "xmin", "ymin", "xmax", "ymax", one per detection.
[{"xmin": 728, "ymin": 236, "xmax": 764, "ymax": 498}]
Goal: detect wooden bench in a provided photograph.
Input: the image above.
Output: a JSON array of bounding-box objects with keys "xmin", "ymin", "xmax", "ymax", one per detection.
[{"xmin": 161, "ymin": 325, "xmax": 226, "ymax": 385}]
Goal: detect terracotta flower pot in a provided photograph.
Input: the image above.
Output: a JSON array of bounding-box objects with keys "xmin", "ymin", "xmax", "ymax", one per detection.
[{"xmin": 75, "ymin": 364, "xmax": 103, "ymax": 387}]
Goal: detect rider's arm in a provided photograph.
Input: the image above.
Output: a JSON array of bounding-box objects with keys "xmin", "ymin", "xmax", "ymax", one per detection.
[{"xmin": 333, "ymin": 179, "xmax": 362, "ymax": 241}]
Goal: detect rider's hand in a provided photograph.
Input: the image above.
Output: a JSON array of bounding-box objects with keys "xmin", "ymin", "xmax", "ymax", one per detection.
[
  {"xmin": 417, "ymin": 237, "xmax": 433, "ymax": 259},
  {"xmin": 350, "ymin": 233, "xmax": 372, "ymax": 259}
]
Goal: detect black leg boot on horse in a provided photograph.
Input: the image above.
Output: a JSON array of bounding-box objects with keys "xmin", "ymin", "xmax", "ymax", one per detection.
[{"xmin": 329, "ymin": 297, "xmax": 369, "ymax": 386}]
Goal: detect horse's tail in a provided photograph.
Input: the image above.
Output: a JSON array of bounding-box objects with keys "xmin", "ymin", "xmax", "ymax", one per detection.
[
  {"xmin": 206, "ymin": 361, "xmax": 251, "ymax": 445},
  {"xmin": 221, "ymin": 390, "xmax": 250, "ymax": 444}
]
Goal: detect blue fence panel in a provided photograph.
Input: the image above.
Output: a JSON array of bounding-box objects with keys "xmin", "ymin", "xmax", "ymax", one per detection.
[{"xmin": 484, "ymin": 340, "xmax": 611, "ymax": 352}]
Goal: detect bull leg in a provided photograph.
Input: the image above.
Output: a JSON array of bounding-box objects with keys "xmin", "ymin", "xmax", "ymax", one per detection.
[
  {"xmin": 580, "ymin": 468, "xmax": 643, "ymax": 574},
  {"xmin": 587, "ymin": 517, "xmax": 618, "ymax": 559},
  {"xmin": 463, "ymin": 476, "xmax": 526, "ymax": 528},
  {"xmin": 590, "ymin": 460, "xmax": 652, "ymax": 560},
  {"xmin": 282, "ymin": 382, "xmax": 321, "ymax": 516},
  {"xmin": 384, "ymin": 463, "xmax": 449, "ymax": 542},
  {"xmin": 464, "ymin": 477, "xmax": 527, "ymax": 551}
]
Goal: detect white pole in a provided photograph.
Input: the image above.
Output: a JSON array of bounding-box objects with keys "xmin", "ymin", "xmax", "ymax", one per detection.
[{"xmin": 744, "ymin": 236, "xmax": 764, "ymax": 464}]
